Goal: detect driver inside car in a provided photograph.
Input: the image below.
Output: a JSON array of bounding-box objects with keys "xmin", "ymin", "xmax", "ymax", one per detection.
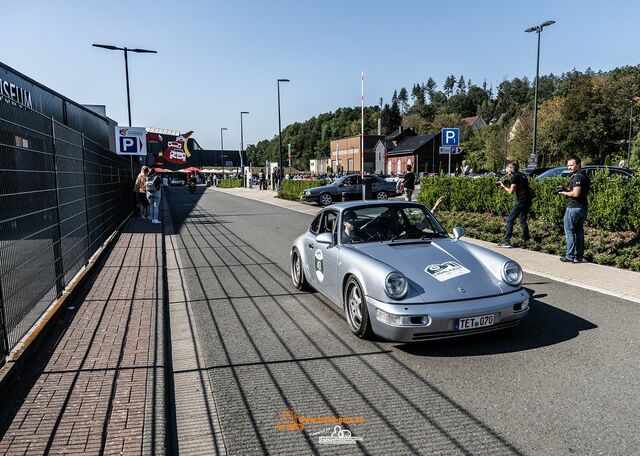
[{"xmin": 342, "ymin": 211, "xmax": 363, "ymax": 244}]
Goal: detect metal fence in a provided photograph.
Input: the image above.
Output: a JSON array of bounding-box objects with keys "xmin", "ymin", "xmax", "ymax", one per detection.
[{"xmin": 0, "ymin": 99, "xmax": 133, "ymax": 363}]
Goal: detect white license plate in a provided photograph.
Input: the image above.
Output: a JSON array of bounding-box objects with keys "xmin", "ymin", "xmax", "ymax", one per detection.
[{"xmin": 456, "ymin": 314, "xmax": 495, "ymax": 331}]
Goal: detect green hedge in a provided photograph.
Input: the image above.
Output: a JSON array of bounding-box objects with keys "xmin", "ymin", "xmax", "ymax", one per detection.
[
  {"xmin": 218, "ymin": 179, "xmax": 243, "ymax": 188},
  {"xmin": 417, "ymin": 174, "xmax": 640, "ymax": 231},
  {"xmin": 279, "ymin": 180, "xmax": 327, "ymax": 201}
]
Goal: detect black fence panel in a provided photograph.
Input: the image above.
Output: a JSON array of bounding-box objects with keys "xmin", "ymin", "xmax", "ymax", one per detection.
[{"xmin": 0, "ymin": 88, "xmax": 133, "ymax": 363}]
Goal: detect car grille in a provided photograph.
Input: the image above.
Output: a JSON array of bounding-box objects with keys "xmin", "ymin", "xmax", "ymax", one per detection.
[{"xmin": 411, "ymin": 320, "xmax": 520, "ymax": 341}]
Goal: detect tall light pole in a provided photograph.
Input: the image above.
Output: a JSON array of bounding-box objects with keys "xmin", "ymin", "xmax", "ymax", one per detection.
[
  {"xmin": 240, "ymin": 111, "xmax": 249, "ymax": 178},
  {"xmin": 92, "ymin": 44, "xmax": 157, "ymax": 128},
  {"xmin": 277, "ymin": 79, "xmax": 290, "ymax": 188},
  {"xmin": 93, "ymin": 44, "xmax": 156, "ymax": 176},
  {"xmin": 525, "ymin": 20, "xmax": 555, "ymax": 160},
  {"xmin": 221, "ymin": 127, "xmax": 228, "ymax": 178}
]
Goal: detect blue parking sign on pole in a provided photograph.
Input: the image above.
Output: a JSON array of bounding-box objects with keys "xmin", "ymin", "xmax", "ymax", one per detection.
[{"xmin": 441, "ymin": 128, "xmax": 459, "ymax": 146}]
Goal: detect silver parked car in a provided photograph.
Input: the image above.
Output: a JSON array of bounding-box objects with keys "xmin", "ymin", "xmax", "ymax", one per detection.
[{"xmin": 290, "ymin": 201, "xmax": 530, "ymax": 342}]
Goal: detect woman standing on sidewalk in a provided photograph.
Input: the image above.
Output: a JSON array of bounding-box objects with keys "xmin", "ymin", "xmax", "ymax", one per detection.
[
  {"xmin": 147, "ymin": 169, "xmax": 162, "ymax": 224},
  {"xmin": 135, "ymin": 166, "xmax": 150, "ymax": 220}
]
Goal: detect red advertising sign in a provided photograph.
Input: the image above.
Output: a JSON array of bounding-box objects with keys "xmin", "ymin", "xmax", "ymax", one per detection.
[{"xmin": 161, "ymin": 131, "xmax": 194, "ymax": 165}]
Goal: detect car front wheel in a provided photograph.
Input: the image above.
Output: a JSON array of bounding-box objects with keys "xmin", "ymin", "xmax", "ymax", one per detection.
[
  {"xmin": 319, "ymin": 193, "xmax": 333, "ymax": 206},
  {"xmin": 344, "ymin": 277, "xmax": 373, "ymax": 339},
  {"xmin": 375, "ymin": 191, "xmax": 388, "ymax": 200}
]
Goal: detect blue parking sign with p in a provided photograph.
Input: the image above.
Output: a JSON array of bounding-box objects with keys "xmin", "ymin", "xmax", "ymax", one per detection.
[
  {"xmin": 119, "ymin": 136, "xmax": 138, "ymax": 153},
  {"xmin": 442, "ymin": 128, "xmax": 460, "ymax": 146}
]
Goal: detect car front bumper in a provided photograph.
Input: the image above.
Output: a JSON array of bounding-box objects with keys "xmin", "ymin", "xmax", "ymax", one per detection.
[
  {"xmin": 301, "ymin": 193, "xmax": 320, "ymax": 203},
  {"xmin": 365, "ymin": 288, "xmax": 530, "ymax": 342}
]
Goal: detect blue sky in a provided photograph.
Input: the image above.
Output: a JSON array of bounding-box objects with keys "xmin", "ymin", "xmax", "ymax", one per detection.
[{"xmin": 5, "ymin": 0, "xmax": 640, "ymax": 150}]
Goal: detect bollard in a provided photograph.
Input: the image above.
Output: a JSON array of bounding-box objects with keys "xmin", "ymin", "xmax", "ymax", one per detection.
[{"xmin": 362, "ymin": 182, "xmax": 372, "ymax": 200}]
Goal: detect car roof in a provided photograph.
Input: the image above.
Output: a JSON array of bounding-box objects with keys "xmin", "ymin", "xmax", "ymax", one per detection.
[{"xmin": 326, "ymin": 200, "xmax": 425, "ymax": 212}]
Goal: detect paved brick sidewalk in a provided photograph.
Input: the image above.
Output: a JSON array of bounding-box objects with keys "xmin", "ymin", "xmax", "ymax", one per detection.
[{"xmin": 0, "ymin": 217, "xmax": 166, "ymax": 455}]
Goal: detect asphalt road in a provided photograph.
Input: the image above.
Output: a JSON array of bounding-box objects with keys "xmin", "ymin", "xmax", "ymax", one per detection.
[{"xmin": 167, "ymin": 186, "xmax": 639, "ymax": 456}]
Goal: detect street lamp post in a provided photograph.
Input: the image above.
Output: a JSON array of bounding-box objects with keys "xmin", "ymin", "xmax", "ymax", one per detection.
[
  {"xmin": 525, "ymin": 20, "xmax": 555, "ymax": 159},
  {"xmin": 240, "ymin": 111, "xmax": 249, "ymax": 183},
  {"xmin": 221, "ymin": 127, "xmax": 228, "ymax": 179},
  {"xmin": 277, "ymin": 79, "xmax": 290, "ymax": 189},
  {"xmin": 93, "ymin": 44, "xmax": 156, "ymax": 176}
]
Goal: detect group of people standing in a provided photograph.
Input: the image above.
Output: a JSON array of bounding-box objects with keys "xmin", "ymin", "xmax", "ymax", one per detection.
[
  {"xmin": 497, "ymin": 155, "xmax": 590, "ymax": 263},
  {"xmin": 134, "ymin": 166, "xmax": 162, "ymax": 224},
  {"xmin": 397, "ymin": 155, "xmax": 591, "ymax": 263}
]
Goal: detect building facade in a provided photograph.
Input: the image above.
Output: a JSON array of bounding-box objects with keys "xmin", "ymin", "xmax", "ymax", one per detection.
[
  {"xmin": 385, "ymin": 132, "xmax": 464, "ymax": 175},
  {"xmin": 329, "ymin": 135, "xmax": 383, "ymax": 173}
]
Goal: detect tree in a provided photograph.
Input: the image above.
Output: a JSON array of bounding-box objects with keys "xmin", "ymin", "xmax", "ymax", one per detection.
[
  {"xmin": 508, "ymin": 113, "xmax": 533, "ymax": 165},
  {"xmin": 411, "ymin": 84, "xmax": 425, "ymax": 106},
  {"xmin": 381, "ymin": 102, "xmax": 402, "ymax": 134},
  {"xmin": 425, "ymin": 77, "xmax": 437, "ymax": 100},
  {"xmin": 444, "ymin": 75, "xmax": 456, "ymax": 98},
  {"xmin": 483, "ymin": 125, "xmax": 509, "ymax": 172},
  {"xmin": 402, "ymin": 113, "xmax": 430, "ymax": 135},
  {"xmin": 536, "ymin": 97, "xmax": 567, "ymax": 166},
  {"xmin": 456, "ymin": 75, "xmax": 466, "ymax": 94},
  {"xmin": 398, "ymin": 87, "xmax": 409, "ymax": 113}
]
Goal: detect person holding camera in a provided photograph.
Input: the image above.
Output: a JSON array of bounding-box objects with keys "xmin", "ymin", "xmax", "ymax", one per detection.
[
  {"xmin": 556, "ymin": 155, "xmax": 590, "ymax": 263},
  {"xmin": 497, "ymin": 162, "xmax": 532, "ymax": 248}
]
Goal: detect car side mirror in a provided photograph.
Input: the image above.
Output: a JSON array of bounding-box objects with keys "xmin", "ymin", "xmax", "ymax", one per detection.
[
  {"xmin": 316, "ymin": 233, "xmax": 333, "ymax": 245},
  {"xmin": 452, "ymin": 227, "xmax": 464, "ymax": 240}
]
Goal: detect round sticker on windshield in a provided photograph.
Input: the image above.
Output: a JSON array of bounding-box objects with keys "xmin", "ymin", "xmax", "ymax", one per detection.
[{"xmin": 315, "ymin": 249, "xmax": 324, "ymax": 282}]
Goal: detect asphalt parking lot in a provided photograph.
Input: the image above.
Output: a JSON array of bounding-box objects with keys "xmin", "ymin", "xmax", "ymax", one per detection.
[{"xmin": 166, "ymin": 186, "xmax": 640, "ymax": 455}]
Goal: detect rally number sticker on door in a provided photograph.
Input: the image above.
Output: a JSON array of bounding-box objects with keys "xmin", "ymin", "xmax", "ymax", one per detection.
[
  {"xmin": 425, "ymin": 261, "xmax": 470, "ymax": 282},
  {"xmin": 315, "ymin": 249, "xmax": 324, "ymax": 282}
]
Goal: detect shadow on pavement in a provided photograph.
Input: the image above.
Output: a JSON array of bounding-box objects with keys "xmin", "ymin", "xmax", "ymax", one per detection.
[
  {"xmin": 168, "ymin": 202, "xmax": 531, "ymax": 455},
  {"xmin": 396, "ymin": 293, "xmax": 598, "ymax": 357},
  {"xmin": 0, "ymin": 217, "xmax": 164, "ymax": 454}
]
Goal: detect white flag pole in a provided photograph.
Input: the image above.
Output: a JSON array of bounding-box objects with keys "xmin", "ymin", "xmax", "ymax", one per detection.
[{"xmin": 361, "ymin": 71, "xmax": 364, "ymax": 177}]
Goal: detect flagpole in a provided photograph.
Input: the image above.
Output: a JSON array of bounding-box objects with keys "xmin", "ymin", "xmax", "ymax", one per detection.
[{"xmin": 361, "ymin": 71, "xmax": 364, "ymax": 177}]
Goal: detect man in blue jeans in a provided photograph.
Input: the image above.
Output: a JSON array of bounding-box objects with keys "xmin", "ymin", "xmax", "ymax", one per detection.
[
  {"xmin": 557, "ymin": 155, "xmax": 590, "ymax": 263},
  {"xmin": 497, "ymin": 162, "xmax": 531, "ymax": 248}
]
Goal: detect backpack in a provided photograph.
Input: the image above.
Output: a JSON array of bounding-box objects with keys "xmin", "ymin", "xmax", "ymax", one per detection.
[{"xmin": 145, "ymin": 177, "xmax": 156, "ymax": 192}]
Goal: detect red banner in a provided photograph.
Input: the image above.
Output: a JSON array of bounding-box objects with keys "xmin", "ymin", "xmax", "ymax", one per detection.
[{"xmin": 161, "ymin": 131, "xmax": 194, "ymax": 165}]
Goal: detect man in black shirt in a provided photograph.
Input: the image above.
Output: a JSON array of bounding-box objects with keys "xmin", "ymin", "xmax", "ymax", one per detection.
[
  {"xmin": 498, "ymin": 162, "xmax": 532, "ymax": 248},
  {"xmin": 401, "ymin": 164, "xmax": 416, "ymax": 201},
  {"xmin": 557, "ymin": 155, "xmax": 590, "ymax": 263}
]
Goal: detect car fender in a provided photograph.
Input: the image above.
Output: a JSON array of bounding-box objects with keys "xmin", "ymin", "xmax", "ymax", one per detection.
[{"xmin": 338, "ymin": 246, "xmax": 397, "ymax": 304}]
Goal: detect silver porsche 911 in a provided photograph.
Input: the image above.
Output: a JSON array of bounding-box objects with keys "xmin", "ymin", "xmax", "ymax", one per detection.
[{"xmin": 290, "ymin": 201, "xmax": 530, "ymax": 342}]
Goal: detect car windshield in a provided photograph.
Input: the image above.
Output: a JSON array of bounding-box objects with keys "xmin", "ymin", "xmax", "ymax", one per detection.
[
  {"xmin": 340, "ymin": 204, "xmax": 448, "ymax": 244},
  {"xmin": 537, "ymin": 167, "xmax": 566, "ymax": 178}
]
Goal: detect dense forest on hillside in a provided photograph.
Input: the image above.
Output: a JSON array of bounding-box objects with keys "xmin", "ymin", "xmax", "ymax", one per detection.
[{"xmin": 246, "ymin": 65, "xmax": 640, "ymax": 171}]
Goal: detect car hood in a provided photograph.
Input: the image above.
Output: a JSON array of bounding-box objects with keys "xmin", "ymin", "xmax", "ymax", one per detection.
[{"xmin": 351, "ymin": 239, "xmax": 506, "ymax": 302}]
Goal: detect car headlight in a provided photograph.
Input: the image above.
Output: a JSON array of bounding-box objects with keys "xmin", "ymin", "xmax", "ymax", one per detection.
[
  {"xmin": 502, "ymin": 261, "xmax": 523, "ymax": 286},
  {"xmin": 384, "ymin": 272, "xmax": 408, "ymax": 299}
]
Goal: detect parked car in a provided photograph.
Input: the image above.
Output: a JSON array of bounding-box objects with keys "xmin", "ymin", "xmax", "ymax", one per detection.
[
  {"xmin": 301, "ymin": 174, "xmax": 398, "ymax": 206},
  {"xmin": 170, "ymin": 176, "xmax": 185, "ymax": 186},
  {"xmin": 537, "ymin": 165, "xmax": 635, "ymax": 179},
  {"xmin": 523, "ymin": 167, "xmax": 551, "ymax": 177},
  {"xmin": 290, "ymin": 200, "xmax": 530, "ymax": 341}
]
